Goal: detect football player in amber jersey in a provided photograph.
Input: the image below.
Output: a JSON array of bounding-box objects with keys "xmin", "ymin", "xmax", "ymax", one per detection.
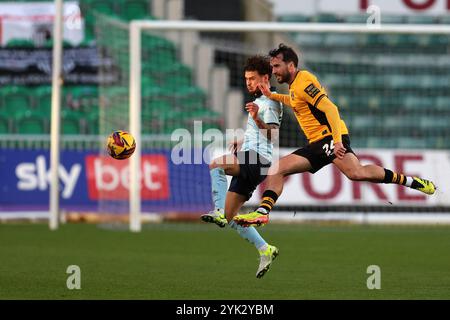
[{"xmin": 234, "ymin": 44, "xmax": 436, "ymax": 228}]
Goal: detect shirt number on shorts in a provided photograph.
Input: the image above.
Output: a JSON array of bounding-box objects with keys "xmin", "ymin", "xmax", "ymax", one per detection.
[{"xmin": 322, "ymin": 140, "xmax": 335, "ymax": 157}]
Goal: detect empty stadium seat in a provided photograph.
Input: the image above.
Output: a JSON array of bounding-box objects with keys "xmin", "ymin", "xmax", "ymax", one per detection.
[
  {"xmin": 5, "ymin": 38, "xmax": 34, "ymax": 48},
  {"xmin": 312, "ymin": 14, "xmax": 340, "ymax": 23},
  {"xmin": 436, "ymin": 96, "xmax": 450, "ymax": 111},
  {"xmin": 34, "ymin": 86, "xmax": 52, "ymax": 113},
  {"xmin": 406, "ymin": 15, "xmax": 436, "ymax": 24},
  {"xmin": 0, "ymin": 112, "xmax": 10, "ymax": 134},
  {"xmin": 90, "ymin": 0, "xmax": 115, "ymax": 15},
  {"xmin": 381, "ymin": 15, "xmax": 405, "ymax": 24},
  {"xmin": 14, "ymin": 110, "xmax": 47, "ymax": 134},
  {"xmin": 440, "ymin": 15, "xmax": 450, "ymax": 24},
  {"xmin": 397, "ymin": 137, "xmax": 427, "ymax": 149},
  {"xmin": 278, "ymin": 14, "xmax": 310, "ymax": 23},
  {"xmin": 118, "ymin": 0, "xmax": 151, "ymax": 21},
  {"xmin": 62, "ymin": 110, "xmax": 83, "ymax": 134},
  {"xmin": 1, "ymin": 86, "xmax": 32, "ymax": 113},
  {"xmin": 344, "ymin": 14, "xmax": 369, "ymax": 24}
]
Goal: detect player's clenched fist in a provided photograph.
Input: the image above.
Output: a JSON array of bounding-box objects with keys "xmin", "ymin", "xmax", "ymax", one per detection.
[{"xmin": 245, "ymin": 102, "xmax": 260, "ymax": 120}]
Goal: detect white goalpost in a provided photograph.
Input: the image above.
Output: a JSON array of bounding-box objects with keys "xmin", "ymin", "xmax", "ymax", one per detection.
[
  {"xmin": 49, "ymin": 0, "xmax": 64, "ymax": 230},
  {"xmin": 127, "ymin": 20, "xmax": 450, "ymax": 232}
]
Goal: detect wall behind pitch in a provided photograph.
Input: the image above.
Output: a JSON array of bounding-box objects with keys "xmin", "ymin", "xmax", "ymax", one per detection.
[{"xmin": 246, "ymin": 148, "xmax": 450, "ymax": 206}]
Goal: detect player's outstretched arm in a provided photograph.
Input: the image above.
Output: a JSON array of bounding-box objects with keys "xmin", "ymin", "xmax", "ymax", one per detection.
[{"xmin": 258, "ymin": 83, "xmax": 291, "ymax": 106}]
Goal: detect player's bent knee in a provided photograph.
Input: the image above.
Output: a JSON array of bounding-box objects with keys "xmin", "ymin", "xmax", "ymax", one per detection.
[{"xmin": 345, "ymin": 168, "xmax": 366, "ymax": 181}]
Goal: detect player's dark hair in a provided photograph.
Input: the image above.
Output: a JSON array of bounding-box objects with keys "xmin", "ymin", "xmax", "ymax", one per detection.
[
  {"xmin": 244, "ymin": 55, "xmax": 272, "ymax": 76},
  {"xmin": 269, "ymin": 43, "xmax": 299, "ymax": 68}
]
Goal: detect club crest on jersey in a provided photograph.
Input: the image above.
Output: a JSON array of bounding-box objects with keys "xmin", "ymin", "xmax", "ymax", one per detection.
[{"xmin": 304, "ymin": 83, "xmax": 321, "ymax": 98}]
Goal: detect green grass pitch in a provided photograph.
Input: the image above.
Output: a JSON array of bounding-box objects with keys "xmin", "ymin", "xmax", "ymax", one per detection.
[{"xmin": 0, "ymin": 222, "xmax": 449, "ymax": 299}]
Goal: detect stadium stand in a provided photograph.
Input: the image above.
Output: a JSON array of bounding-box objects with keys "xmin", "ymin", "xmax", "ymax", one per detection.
[
  {"xmin": 278, "ymin": 13, "xmax": 450, "ymax": 149},
  {"xmin": 0, "ymin": 0, "xmax": 222, "ymax": 137},
  {"xmin": 0, "ymin": 2, "xmax": 448, "ymax": 148}
]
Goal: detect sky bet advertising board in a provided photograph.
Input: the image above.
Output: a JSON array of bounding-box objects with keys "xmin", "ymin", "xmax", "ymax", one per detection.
[
  {"xmin": 0, "ymin": 149, "xmax": 213, "ymax": 213},
  {"xmin": 1, "ymin": 148, "xmax": 450, "ymax": 213}
]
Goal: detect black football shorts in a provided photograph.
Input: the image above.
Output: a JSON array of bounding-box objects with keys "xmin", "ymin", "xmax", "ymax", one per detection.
[
  {"xmin": 228, "ymin": 150, "xmax": 271, "ymax": 200},
  {"xmin": 292, "ymin": 134, "xmax": 355, "ymax": 173}
]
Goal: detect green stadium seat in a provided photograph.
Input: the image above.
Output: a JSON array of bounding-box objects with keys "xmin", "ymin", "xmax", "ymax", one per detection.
[
  {"xmin": 384, "ymin": 116, "xmax": 416, "ymax": 129},
  {"xmin": 436, "ymin": 96, "xmax": 450, "ymax": 111},
  {"xmin": 185, "ymin": 109, "xmax": 221, "ymax": 120},
  {"xmin": 380, "ymin": 34, "xmax": 415, "ymax": 47},
  {"xmin": 440, "ymin": 15, "xmax": 450, "ymax": 24},
  {"xmin": 402, "ymin": 96, "xmax": 433, "ymax": 112},
  {"xmin": 142, "ymin": 86, "xmax": 166, "ymax": 101},
  {"xmin": 366, "ymin": 137, "xmax": 397, "ymax": 148},
  {"xmin": 294, "ymin": 33, "xmax": 325, "ymax": 46},
  {"xmin": 168, "ymin": 86, "xmax": 206, "ymax": 111},
  {"xmin": 90, "ymin": 0, "xmax": 115, "ymax": 15},
  {"xmin": 312, "ymin": 13, "xmax": 340, "ymax": 23},
  {"xmin": 381, "ymin": 15, "xmax": 405, "ymax": 24},
  {"xmin": 344, "ymin": 14, "xmax": 369, "ymax": 24},
  {"xmin": 397, "ymin": 137, "xmax": 426, "ymax": 149},
  {"xmin": 324, "ymin": 34, "xmax": 359, "ymax": 46},
  {"xmin": 141, "ymin": 34, "xmax": 177, "ymax": 63},
  {"xmin": 1, "ymin": 86, "xmax": 32, "ymax": 113},
  {"xmin": 83, "ymin": 13, "xmax": 96, "ymax": 40},
  {"xmin": 118, "ymin": 0, "xmax": 150, "ymax": 21},
  {"xmin": 388, "ymin": 75, "xmax": 417, "ymax": 89},
  {"xmin": 143, "ymin": 62, "xmax": 192, "ymax": 89},
  {"xmin": 359, "ymin": 33, "xmax": 385, "ymax": 46},
  {"xmin": 5, "ymin": 38, "xmax": 34, "ymax": 48},
  {"xmin": 321, "ymin": 74, "xmax": 352, "ymax": 88},
  {"xmin": 406, "ymin": 15, "xmax": 436, "ymax": 24},
  {"xmin": 278, "ymin": 14, "xmax": 310, "ymax": 23},
  {"xmin": 142, "ymin": 100, "xmax": 174, "ymax": 134},
  {"xmin": 143, "ymin": 99, "xmax": 172, "ymax": 118},
  {"xmin": 14, "ymin": 110, "xmax": 47, "ymax": 134},
  {"xmin": 428, "ymin": 34, "xmax": 450, "ymax": 46},
  {"xmin": 34, "ymin": 86, "xmax": 52, "ymax": 113},
  {"xmin": 86, "ymin": 110, "xmax": 100, "ymax": 134},
  {"xmin": 62, "ymin": 110, "xmax": 83, "ymax": 134},
  {"xmin": 65, "ymin": 86, "xmax": 99, "ymax": 112},
  {"xmin": 420, "ymin": 117, "xmax": 449, "ymax": 130},
  {"xmin": 350, "ymin": 115, "xmax": 373, "ymax": 130},
  {"xmin": 0, "ymin": 112, "xmax": 10, "ymax": 133}
]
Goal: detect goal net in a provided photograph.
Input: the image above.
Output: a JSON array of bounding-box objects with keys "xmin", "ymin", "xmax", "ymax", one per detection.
[{"xmin": 93, "ymin": 16, "xmax": 450, "ymax": 231}]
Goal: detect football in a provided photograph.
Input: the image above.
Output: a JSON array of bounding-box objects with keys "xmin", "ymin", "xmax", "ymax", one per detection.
[{"xmin": 106, "ymin": 130, "xmax": 136, "ymax": 160}]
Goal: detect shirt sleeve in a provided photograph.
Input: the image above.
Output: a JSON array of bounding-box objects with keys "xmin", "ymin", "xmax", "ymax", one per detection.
[
  {"xmin": 263, "ymin": 100, "xmax": 282, "ymax": 126},
  {"xmin": 297, "ymin": 78, "xmax": 327, "ymax": 108},
  {"xmin": 269, "ymin": 93, "xmax": 291, "ymax": 106}
]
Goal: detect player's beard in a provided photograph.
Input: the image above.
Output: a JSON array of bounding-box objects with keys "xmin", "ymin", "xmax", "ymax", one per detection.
[{"xmin": 276, "ymin": 71, "xmax": 290, "ymax": 84}]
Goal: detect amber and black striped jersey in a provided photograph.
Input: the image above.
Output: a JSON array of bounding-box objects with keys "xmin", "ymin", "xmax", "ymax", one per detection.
[{"xmin": 270, "ymin": 70, "xmax": 349, "ymax": 143}]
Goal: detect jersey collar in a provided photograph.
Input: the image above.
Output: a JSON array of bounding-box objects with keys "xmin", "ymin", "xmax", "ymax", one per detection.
[{"xmin": 289, "ymin": 70, "xmax": 300, "ymax": 88}]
